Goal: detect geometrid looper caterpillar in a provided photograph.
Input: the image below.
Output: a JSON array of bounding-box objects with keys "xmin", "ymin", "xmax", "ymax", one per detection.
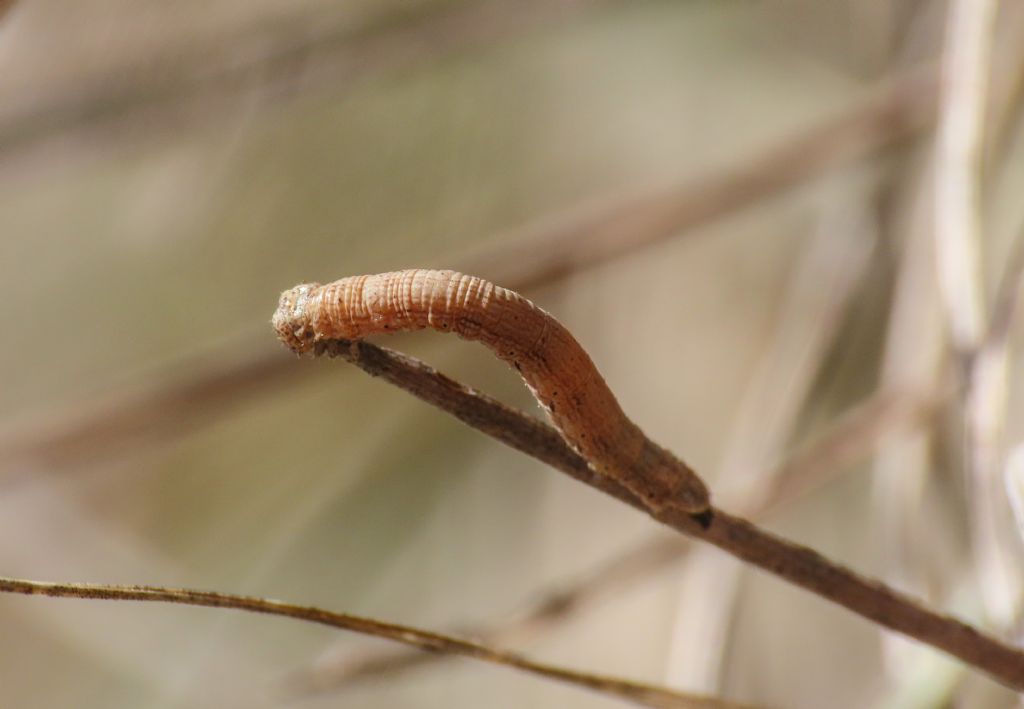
[{"xmin": 272, "ymin": 269, "xmax": 711, "ymax": 518}]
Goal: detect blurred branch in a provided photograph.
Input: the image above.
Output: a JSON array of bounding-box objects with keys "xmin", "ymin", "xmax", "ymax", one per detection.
[
  {"xmin": 0, "ymin": 0, "xmax": 608, "ymax": 163},
  {"xmin": 666, "ymin": 196, "xmax": 875, "ymax": 690},
  {"xmin": 986, "ymin": 227, "xmax": 1024, "ymax": 356},
  {"xmin": 297, "ymin": 338, "xmax": 1024, "ymax": 691},
  {"xmin": 982, "ymin": 4, "xmax": 1024, "ymax": 171},
  {"xmin": 290, "ymin": 384, "xmax": 936, "ymax": 696},
  {"xmin": 965, "ymin": 225, "xmax": 1024, "ymax": 626},
  {"xmin": 933, "ymin": 0, "xmax": 995, "ymax": 354},
  {"xmin": 0, "ymin": 0, "xmax": 15, "ymax": 23},
  {"xmin": 0, "ymin": 66, "xmax": 938, "ymax": 476},
  {"xmin": 0, "ymin": 577, "xmax": 752, "ymax": 709},
  {"xmin": 0, "ymin": 347, "xmax": 300, "ymax": 475},
  {"xmin": 461, "ymin": 67, "xmax": 935, "ymax": 291},
  {"xmin": 294, "ymin": 535, "xmax": 688, "ymax": 697},
  {"xmin": 935, "ymin": 0, "xmax": 1022, "ymax": 628},
  {"xmin": 995, "ymin": 233, "xmax": 1024, "ymax": 640}
]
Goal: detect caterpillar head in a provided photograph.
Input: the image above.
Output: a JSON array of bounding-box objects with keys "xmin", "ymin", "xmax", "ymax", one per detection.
[{"xmin": 272, "ymin": 283, "xmax": 321, "ymax": 353}]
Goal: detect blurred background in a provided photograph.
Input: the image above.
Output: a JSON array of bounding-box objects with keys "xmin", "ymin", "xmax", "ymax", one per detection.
[{"xmin": 1, "ymin": 0, "xmax": 1023, "ymax": 707}]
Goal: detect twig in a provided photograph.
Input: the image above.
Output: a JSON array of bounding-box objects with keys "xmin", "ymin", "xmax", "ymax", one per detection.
[
  {"xmin": 665, "ymin": 198, "xmax": 875, "ymax": 689},
  {"xmin": 869, "ymin": 10, "xmax": 959, "ymax": 673},
  {"xmin": 305, "ymin": 338, "xmax": 1024, "ymax": 691},
  {"xmin": 290, "ymin": 384, "xmax": 935, "ymax": 695},
  {"xmin": 274, "ymin": 271, "xmax": 711, "ymax": 515},
  {"xmin": 460, "ymin": 68, "xmax": 934, "ymax": 291},
  {"xmin": 294, "ymin": 535, "xmax": 688, "ymax": 696},
  {"xmin": 0, "ymin": 577, "xmax": 752, "ymax": 709}
]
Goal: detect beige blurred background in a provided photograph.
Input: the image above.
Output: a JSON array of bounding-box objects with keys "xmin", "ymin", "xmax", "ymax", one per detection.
[{"xmin": 1, "ymin": 0, "xmax": 1023, "ymax": 707}]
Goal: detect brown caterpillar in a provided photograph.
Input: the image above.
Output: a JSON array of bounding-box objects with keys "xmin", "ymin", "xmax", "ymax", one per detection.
[{"xmin": 272, "ymin": 269, "xmax": 710, "ymax": 515}]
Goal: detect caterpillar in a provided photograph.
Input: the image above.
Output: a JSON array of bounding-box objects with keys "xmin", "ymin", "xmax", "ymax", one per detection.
[{"xmin": 272, "ymin": 269, "xmax": 710, "ymax": 516}]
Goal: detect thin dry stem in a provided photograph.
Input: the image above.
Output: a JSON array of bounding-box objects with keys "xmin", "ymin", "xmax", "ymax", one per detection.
[
  {"xmin": 0, "ymin": 577, "xmax": 751, "ymax": 709},
  {"xmin": 964, "ymin": 228, "xmax": 1024, "ymax": 625},
  {"xmin": 936, "ymin": 0, "xmax": 1021, "ymax": 628},
  {"xmin": 292, "ymin": 384, "xmax": 935, "ymax": 695},
  {"xmin": 303, "ymin": 338, "xmax": 1024, "ymax": 691},
  {"xmin": 666, "ymin": 202, "xmax": 874, "ymax": 690},
  {"xmin": 294, "ymin": 535, "xmax": 687, "ymax": 696},
  {"xmin": 934, "ymin": 0, "xmax": 996, "ymax": 352},
  {"xmin": 986, "ymin": 228, "xmax": 1024, "ymax": 358},
  {"xmin": 982, "ymin": 4, "xmax": 1024, "ymax": 170}
]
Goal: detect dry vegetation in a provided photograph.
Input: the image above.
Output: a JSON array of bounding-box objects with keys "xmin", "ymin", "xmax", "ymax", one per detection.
[{"xmin": 1, "ymin": 1, "xmax": 1024, "ymax": 707}]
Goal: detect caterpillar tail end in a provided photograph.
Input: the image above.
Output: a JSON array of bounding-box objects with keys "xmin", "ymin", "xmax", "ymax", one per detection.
[{"xmin": 634, "ymin": 439, "xmax": 712, "ymax": 520}]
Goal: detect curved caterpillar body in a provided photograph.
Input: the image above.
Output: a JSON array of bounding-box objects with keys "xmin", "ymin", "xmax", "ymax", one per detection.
[{"xmin": 272, "ymin": 269, "xmax": 710, "ymax": 515}]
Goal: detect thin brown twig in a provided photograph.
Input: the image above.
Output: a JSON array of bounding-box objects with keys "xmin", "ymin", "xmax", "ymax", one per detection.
[
  {"xmin": 867, "ymin": 3, "xmax": 960, "ymax": 675},
  {"xmin": 0, "ymin": 577, "xmax": 754, "ymax": 709},
  {"xmin": 302, "ymin": 338, "xmax": 1024, "ymax": 691},
  {"xmin": 665, "ymin": 202, "xmax": 875, "ymax": 689},
  {"xmin": 293, "ymin": 535, "xmax": 689, "ymax": 696},
  {"xmin": 291, "ymin": 384, "xmax": 937, "ymax": 695}
]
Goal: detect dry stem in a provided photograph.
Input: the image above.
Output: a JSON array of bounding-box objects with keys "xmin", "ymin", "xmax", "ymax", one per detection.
[
  {"xmin": 935, "ymin": 0, "xmax": 1022, "ymax": 628},
  {"xmin": 305, "ymin": 338, "xmax": 1024, "ymax": 691},
  {"xmin": 0, "ymin": 577, "xmax": 751, "ymax": 709},
  {"xmin": 292, "ymin": 385, "xmax": 935, "ymax": 695}
]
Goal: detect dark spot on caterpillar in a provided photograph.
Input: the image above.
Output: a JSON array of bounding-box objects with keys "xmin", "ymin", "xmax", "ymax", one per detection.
[
  {"xmin": 548, "ymin": 401, "xmax": 556, "ymax": 413},
  {"xmin": 691, "ymin": 509, "xmax": 714, "ymax": 529},
  {"xmin": 513, "ymin": 361, "xmax": 522, "ymax": 372}
]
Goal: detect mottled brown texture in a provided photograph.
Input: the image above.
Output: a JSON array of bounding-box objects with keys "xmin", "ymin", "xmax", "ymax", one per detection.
[{"xmin": 272, "ymin": 269, "xmax": 710, "ymax": 514}]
